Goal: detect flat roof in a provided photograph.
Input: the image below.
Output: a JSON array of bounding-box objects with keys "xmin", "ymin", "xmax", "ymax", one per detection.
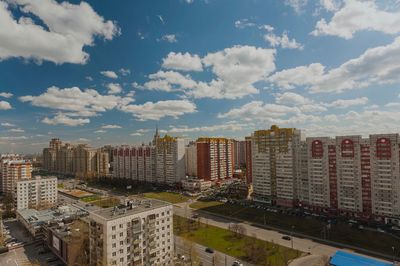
[
  {"xmin": 89, "ymin": 198, "xmax": 170, "ymax": 221},
  {"xmin": 17, "ymin": 205, "xmax": 88, "ymax": 226},
  {"xmin": 50, "ymin": 219, "xmax": 89, "ymax": 242},
  {"xmin": 330, "ymin": 251, "xmax": 393, "ymax": 266}
]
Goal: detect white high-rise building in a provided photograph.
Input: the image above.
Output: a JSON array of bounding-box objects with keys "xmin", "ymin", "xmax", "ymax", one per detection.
[
  {"xmin": 185, "ymin": 143, "xmax": 197, "ymax": 177},
  {"xmin": 88, "ymin": 199, "xmax": 173, "ymax": 266},
  {"xmin": 15, "ymin": 176, "xmax": 57, "ymax": 210}
]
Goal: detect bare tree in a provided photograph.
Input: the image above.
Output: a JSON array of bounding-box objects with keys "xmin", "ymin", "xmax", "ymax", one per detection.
[{"xmin": 228, "ymin": 223, "xmax": 246, "ymax": 238}]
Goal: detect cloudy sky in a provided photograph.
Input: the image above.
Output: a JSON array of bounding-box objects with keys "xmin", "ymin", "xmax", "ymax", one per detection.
[{"xmin": 1, "ymin": 0, "xmax": 400, "ymax": 153}]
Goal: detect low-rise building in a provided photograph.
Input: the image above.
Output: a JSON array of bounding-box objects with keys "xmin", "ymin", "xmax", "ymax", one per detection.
[{"xmin": 181, "ymin": 178, "xmax": 212, "ymax": 193}]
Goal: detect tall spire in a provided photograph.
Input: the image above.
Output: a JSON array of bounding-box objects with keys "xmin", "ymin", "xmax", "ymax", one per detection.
[{"xmin": 153, "ymin": 124, "xmax": 159, "ymax": 145}]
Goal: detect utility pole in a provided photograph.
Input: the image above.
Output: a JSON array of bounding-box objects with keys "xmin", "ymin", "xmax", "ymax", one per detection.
[
  {"xmin": 392, "ymin": 246, "xmax": 395, "ymax": 266},
  {"xmin": 291, "ymin": 225, "xmax": 294, "ymax": 250}
]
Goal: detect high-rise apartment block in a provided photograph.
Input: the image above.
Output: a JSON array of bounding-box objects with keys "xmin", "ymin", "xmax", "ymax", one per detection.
[
  {"xmin": 89, "ymin": 199, "xmax": 173, "ymax": 266},
  {"xmin": 251, "ymin": 126, "xmax": 301, "ymax": 207},
  {"xmin": 245, "ymin": 137, "xmax": 252, "ymax": 184},
  {"xmin": 233, "ymin": 140, "xmax": 246, "ymax": 169},
  {"xmin": 112, "ymin": 133, "xmax": 185, "ymax": 186},
  {"xmin": 15, "ymin": 176, "xmax": 57, "ymax": 210},
  {"xmin": 0, "ymin": 159, "xmax": 32, "ymax": 194},
  {"xmin": 251, "ymin": 126, "xmax": 400, "ymax": 222},
  {"xmin": 42, "ymin": 139, "xmax": 109, "ymax": 179},
  {"xmin": 196, "ymin": 137, "xmax": 234, "ymax": 181},
  {"xmin": 185, "ymin": 142, "xmax": 197, "ymax": 177}
]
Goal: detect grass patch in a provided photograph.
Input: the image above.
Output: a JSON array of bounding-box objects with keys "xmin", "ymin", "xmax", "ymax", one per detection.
[
  {"xmin": 197, "ymin": 203, "xmax": 400, "ymax": 256},
  {"xmin": 80, "ymin": 195, "xmax": 101, "ymax": 202},
  {"xmin": 57, "ymin": 183, "xmax": 64, "ymax": 189},
  {"xmin": 143, "ymin": 192, "xmax": 191, "ymax": 204},
  {"xmin": 91, "ymin": 197, "xmax": 120, "ymax": 208},
  {"xmin": 174, "ymin": 215, "xmax": 301, "ymax": 265},
  {"xmin": 189, "ymin": 200, "xmax": 223, "ymax": 209}
]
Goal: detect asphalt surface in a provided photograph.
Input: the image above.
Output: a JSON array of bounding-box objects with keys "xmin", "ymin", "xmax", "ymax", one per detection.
[{"xmin": 175, "ymin": 236, "xmax": 250, "ymax": 266}]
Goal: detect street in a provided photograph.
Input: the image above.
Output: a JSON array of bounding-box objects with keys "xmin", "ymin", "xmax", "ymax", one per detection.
[{"xmin": 175, "ymin": 236, "xmax": 250, "ymax": 266}]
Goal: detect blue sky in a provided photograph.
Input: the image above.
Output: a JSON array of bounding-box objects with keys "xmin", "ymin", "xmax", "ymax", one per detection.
[{"xmin": 1, "ymin": 0, "xmax": 400, "ymax": 153}]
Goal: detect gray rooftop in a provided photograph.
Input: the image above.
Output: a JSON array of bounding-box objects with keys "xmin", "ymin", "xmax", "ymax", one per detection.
[
  {"xmin": 89, "ymin": 198, "xmax": 171, "ymax": 221},
  {"xmin": 17, "ymin": 205, "xmax": 88, "ymax": 227}
]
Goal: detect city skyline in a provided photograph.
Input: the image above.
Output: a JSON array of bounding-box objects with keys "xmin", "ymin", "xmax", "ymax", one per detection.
[{"xmin": 1, "ymin": 0, "xmax": 400, "ymax": 154}]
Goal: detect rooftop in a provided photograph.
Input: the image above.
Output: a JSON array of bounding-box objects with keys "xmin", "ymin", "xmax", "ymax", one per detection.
[
  {"xmin": 89, "ymin": 198, "xmax": 170, "ymax": 221},
  {"xmin": 330, "ymin": 251, "xmax": 393, "ymax": 266},
  {"xmin": 17, "ymin": 205, "xmax": 88, "ymax": 227},
  {"xmin": 50, "ymin": 219, "xmax": 89, "ymax": 243}
]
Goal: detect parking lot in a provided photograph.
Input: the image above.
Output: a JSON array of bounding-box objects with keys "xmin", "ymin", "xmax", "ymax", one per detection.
[{"xmin": 0, "ymin": 220, "xmax": 64, "ymax": 266}]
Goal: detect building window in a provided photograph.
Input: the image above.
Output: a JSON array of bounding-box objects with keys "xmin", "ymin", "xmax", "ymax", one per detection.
[
  {"xmin": 376, "ymin": 138, "xmax": 391, "ymax": 159},
  {"xmin": 311, "ymin": 140, "xmax": 323, "ymax": 158},
  {"xmin": 341, "ymin": 139, "xmax": 354, "ymax": 158},
  {"xmin": 112, "ymin": 226, "xmax": 116, "ymax": 231}
]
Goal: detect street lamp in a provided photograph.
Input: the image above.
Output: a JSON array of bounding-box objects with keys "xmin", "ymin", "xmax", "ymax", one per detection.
[
  {"xmin": 291, "ymin": 225, "xmax": 295, "ymax": 250},
  {"xmin": 392, "ymin": 246, "xmax": 395, "ymax": 265}
]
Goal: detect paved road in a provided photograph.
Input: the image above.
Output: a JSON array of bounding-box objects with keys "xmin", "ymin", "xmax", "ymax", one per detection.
[
  {"xmin": 173, "ymin": 202, "xmax": 392, "ymax": 266},
  {"xmin": 175, "ymin": 236, "xmax": 249, "ymax": 266}
]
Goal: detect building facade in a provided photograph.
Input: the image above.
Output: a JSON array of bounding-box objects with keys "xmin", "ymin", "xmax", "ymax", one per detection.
[
  {"xmin": 42, "ymin": 139, "xmax": 109, "ymax": 179},
  {"xmin": 185, "ymin": 142, "xmax": 197, "ymax": 177},
  {"xmin": 15, "ymin": 176, "xmax": 57, "ymax": 210},
  {"xmin": 0, "ymin": 159, "xmax": 32, "ymax": 194},
  {"xmin": 88, "ymin": 199, "xmax": 173, "ymax": 266},
  {"xmin": 196, "ymin": 137, "xmax": 234, "ymax": 181},
  {"xmin": 251, "ymin": 125, "xmax": 302, "ymax": 207}
]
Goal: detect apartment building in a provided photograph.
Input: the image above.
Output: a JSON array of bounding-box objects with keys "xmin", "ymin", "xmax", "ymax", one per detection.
[
  {"xmin": 251, "ymin": 125, "xmax": 302, "ymax": 207},
  {"xmin": 370, "ymin": 134, "xmax": 400, "ymax": 222},
  {"xmin": 196, "ymin": 137, "xmax": 234, "ymax": 181},
  {"xmin": 15, "ymin": 176, "xmax": 57, "ymax": 210},
  {"xmin": 88, "ymin": 199, "xmax": 173, "ymax": 266},
  {"xmin": 42, "ymin": 139, "xmax": 109, "ymax": 179},
  {"xmin": 113, "ymin": 145, "xmax": 154, "ymax": 183},
  {"xmin": 185, "ymin": 142, "xmax": 197, "ymax": 177},
  {"xmin": 233, "ymin": 140, "xmax": 246, "ymax": 169},
  {"xmin": 0, "ymin": 159, "xmax": 32, "ymax": 194},
  {"xmin": 245, "ymin": 136, "xmax": 252, "ymax": 184},
  {"xmin": 155, "ymin": 135, "xmax": 186, "ymax": 185}
]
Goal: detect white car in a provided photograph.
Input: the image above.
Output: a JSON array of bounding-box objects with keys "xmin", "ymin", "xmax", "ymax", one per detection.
[{"xmin": 232, "ymin": 261, "xmax": 244, "ymax": 266}]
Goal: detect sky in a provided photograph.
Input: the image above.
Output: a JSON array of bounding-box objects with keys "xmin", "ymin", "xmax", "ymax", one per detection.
[{"xmin": 1, "ymin": 0, "xmax": 400, "ymax": 154}]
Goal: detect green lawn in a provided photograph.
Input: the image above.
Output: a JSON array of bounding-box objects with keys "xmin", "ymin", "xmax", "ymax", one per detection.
[
  {"xmin": 91, "ymin": 197, "xmax": 120, "ymax": 208},
  {"xmin": 143, "ymin": 192, "xmax": 191, "ymax": 204},
  {"xmin": 174, "ymin": 215, "xmax": 301, "ymax": 265},
  {"xmin": 189, "ymin": 200, "xmax": 223, "ymax": 209},
  {"xmin": 80, "ymin": 195, "xmax": 101, "ymax": 202},
  {"xmin": 195, "ymin": 202, "xmax": 400, "ymax": 256}
]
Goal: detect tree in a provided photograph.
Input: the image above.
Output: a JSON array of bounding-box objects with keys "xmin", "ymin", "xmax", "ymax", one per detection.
[{"xmin": 228, "ymin": 223, "xmax": 246, "ymax": 238}]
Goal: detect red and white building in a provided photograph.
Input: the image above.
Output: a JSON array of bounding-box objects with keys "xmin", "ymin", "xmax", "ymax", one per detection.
[{"xmin": 196, "ymin": 137, "xmax": 234, "ymax": 181}]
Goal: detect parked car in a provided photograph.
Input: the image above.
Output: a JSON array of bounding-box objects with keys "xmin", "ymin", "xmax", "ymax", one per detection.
[
  {"xmin": 282, "ymin": 235, "xmax": 291, "ymax": 241},
  {"xmin": 232, "ymin": 261, "xmax": 244, "ymax": 266},
  {"xmin": 205, "ymin": 247, "xmax": 214, "ymax": 253}
]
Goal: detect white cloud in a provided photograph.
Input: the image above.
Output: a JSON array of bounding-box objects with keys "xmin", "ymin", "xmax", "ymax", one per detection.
[
  {"xmin": 234, "ymin": 19, "xmax": 256, "ymax": 29},
  {"xmin": 157, "ymin": 15, "xmax": 165, "ymax": 25},
  {"xmin": 100, "ymin": 70, "xmax": 118, "ymax": 79},
  {"xmin": 167, "ymin": 123, "xmax": 244, "ymax": 133},
  {"xmin": 268, "ymin": 63, "xmax": 325, "ymax": 90},
  {"xmin": 0, "ymin": 0, "xmax": 119, "ymax": 64},
  {"xmin": 312, "ymin": 0, "xmax": 400, "ymax": 39},
  {"xmin": 42, "ymin": 113, "xmax": 90, "ymax": 126},
  {"xmin": 20, "ymin": 86, "xmax": 134, "ymax": 117},
  {"xmin": 130, "ymin": 128, "xmax": 151, "ymax": 136},
  {"xmin": 275, "ymin": 92, "xmax": 311, "ymax": 105},
  {"xmin": 119, "ymin": 68, "xmax": 130, "ymax": 76},
  {"xmin": 284, "ymin": 0, "xmax": 308, "ymax": 13},
  {"xmin": 120, "ymin": 100, "xmax": 197, "ymax": 121},
  {"xmin": 0, "ymin": 92, "xmax": 13, "ymax": 98},
  {"xmin": 8, "ymin": 128, "xmax": 24, "ymax": 133},
  {"xmin": 101, "ymin": 124, "xmax": 121, "ymax": 129},
  {"xmin": 326, "ymin": 97, "xmax": 368, "ymax": 108},
  {"xmin": 0, "ymin": 136, "xmax": 28, "ymax": 141},
  {"xmin": 138, "ymin": 45, "xmax": 276, "ymax": 99},
  {"xmin": 264, "ymin": 31, "xmax": 304, "ymax": 50},
  {"xmin": 268, "ymin": 37, "xmax": 400, "ymax": 93},
  {"xmin": 106, "ymin": 83, "xmax": 122, "ymax": 94},
  {"xmin": 0, "ymin": 101, "xmax": 12, "ymax": 110},
  {"xmin": 260, "ymin": 24, "xmax": 275, "ymax": 32},
  {"xmin": 319, "ymin": 0, "xmax": 342, "ymax": 12},
  {"xmin": 1, "ymin": 122, "xmax": 16, "ymax": 127},
  {"xmin": 85, "ymin": 76, "xmax": 93, "ymax": 81},
  {"xmin": 160, "ymin": 34, "xmax": 177, "ymax": 43},
  {"xmin": 162, "ymin": 52, "xmax": 203, "ymax": 72},
  {"xmin": 95, "ymin": 129, "xmax": 106, "ymax": 133}
]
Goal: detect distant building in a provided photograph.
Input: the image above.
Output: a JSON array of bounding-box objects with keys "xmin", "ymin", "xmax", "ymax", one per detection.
[
  {"xmin": 181, "ymin": 178, "xmax": 212, "ymax": 192},
  {"xmin": 196, "ymin": 137, "xmax": 234, "ymax": 181},
  {"xmin": 15, "ymin": 176, "xmax": 57, "ymax": 210},
  {"xmin": 245, "ymin": 136, "xmax": 252, "ymax": 184},
  {"xmin": 42, "ymin": 139, "xmax": 109, "ymax": 179},
  {"xmin": 233, "ymin": 140, "xmax": 246, "ymax": 169},
  {"xmin": 0, "ymin": 159, "xmax": 32, "ymax": 194},
  {"xmin": 88, "ymin": 199, "xmax": 174, "ymax": 266},
  {"xmin": 251, "ymin": 125, "xmax": 302, "ymax": 207},
  {"xmin": 185, "ymin": 142, "xmax": 197, "ymax": 177}
]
